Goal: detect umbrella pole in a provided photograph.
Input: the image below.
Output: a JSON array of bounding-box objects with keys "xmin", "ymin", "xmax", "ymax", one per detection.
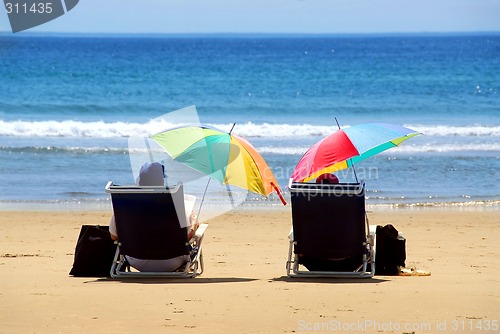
[
  {"xmin": 335, "ymin": 117, "xmax": 341, "ymax": 129},
  {"xmin": 335, "ymin": 117, "xmax": 359, "ymax": 183},
  {"xmin": 195, "ymin": 123, "xmax": 238, "ymax": 224},
  {"xmin": 229, "ymin": 123, "xmax": 236, "ymax": 134},
  {"xmin": 336, "ymin": 119, "xmax": 366, "ymax": 235},
  {"xmin": 225, "ymin": 182, "xmax": 235, "ymax": 208},
  {"xmin": 144, "ymin": 137, "xmax": 155, "ymax": 162},
  {"xmin": 195, "ymin": 177, "xmax": 212, "ymax": 226},
  {"xmin": 351, "ymin": 159, "xmax": 359, "ymax": 183},
  {"xmin": 225, "ymin": 122, "xmax": 236, "ymax": 207}
]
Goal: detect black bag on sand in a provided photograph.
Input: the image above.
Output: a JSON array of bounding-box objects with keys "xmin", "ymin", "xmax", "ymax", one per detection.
[
  {"xmin": 375, "ymin": 224, "xmax": 406, "ymax": 275},
  {"xmin": 69, "ymin": 225, "xmax": 117, "ymax": 277}
]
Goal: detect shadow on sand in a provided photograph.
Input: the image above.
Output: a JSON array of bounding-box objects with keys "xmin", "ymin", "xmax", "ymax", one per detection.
[
  {"xmin": 272, "ymin": 276, "xmax": 389, "ymax": 284},
  {"xmin": 86, "ymin": 277, "xmax": 258, "ymax": 285}
]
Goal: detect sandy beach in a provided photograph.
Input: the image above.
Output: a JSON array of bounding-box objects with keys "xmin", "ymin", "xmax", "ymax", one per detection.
[{"xmin": 0, "ymin": 207, "xmax": 499, "ymax": 333}]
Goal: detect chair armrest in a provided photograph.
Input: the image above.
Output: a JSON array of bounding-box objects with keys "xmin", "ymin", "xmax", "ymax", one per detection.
[
  {"xmin": 194, "ymin": 223, "xmax": 208, "ymax": 240},
  {"xmin": 368, "ymin": 224, "xmax": 377, "ymax": 236}
]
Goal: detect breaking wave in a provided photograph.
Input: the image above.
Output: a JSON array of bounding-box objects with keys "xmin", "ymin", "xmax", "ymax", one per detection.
[
  {"xmin": 1, "ymin": 119, "xmax": 499, "ymax": 139},
  {"xmin": 2, "ymin": 141, "xmax": 498, "ymax": 156},
  {"xmin": 256, "ymin": 143, "xmax": 500, "ymax": 154}
]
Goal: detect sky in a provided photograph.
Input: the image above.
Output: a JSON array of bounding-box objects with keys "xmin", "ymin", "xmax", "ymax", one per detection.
[{"xmin": 1, "ymin": 0, "xmax": 500, "ymax": 34}]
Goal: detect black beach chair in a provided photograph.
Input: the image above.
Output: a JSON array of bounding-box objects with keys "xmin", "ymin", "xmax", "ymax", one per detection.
[
  {"xmin": 286, "ymin": 181, "xmax": 375, "ymax": 278},
  {"xmin": 105, "ymin": 182, "xmax": 207, "ymax": 278}
]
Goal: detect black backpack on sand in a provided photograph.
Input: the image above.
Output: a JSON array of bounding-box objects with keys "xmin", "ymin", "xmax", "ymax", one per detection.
[{"xmin": 375, "ymin": 224, "xmax": 406, "ymax": 275}]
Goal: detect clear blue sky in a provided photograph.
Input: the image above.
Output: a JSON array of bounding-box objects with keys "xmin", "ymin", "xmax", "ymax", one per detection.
[{"xmin": 1, "ymin": 0, "xmax": 500, "ymax": 34}]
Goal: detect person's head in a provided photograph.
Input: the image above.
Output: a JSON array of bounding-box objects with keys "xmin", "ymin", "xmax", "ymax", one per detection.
[
  {"xmin": 316, "ymin": 173, "xmax": 339, "ymax": 184},
  {"xmin": 136, "ymin": 162, "xmax": 165, "ymax": 186}
]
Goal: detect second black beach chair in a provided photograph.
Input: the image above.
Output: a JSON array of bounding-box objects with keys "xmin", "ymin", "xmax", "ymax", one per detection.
[{"xmin": 286, "ymin": 181, "xmax": 375, "ymax": 278}]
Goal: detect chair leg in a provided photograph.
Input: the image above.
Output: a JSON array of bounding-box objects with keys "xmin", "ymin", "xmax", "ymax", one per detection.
[
  {"xmin": 110, "ymin": 246, "xmax": 121, "ymax": 278},
  {"xmin": 286, "ymin": 241, "xmax": 294, "ymax": 276},
  {"xmin": 198, "ymin": 249, "xmax": 204, "ymax": 275},
  {"xmin": 288, "ymin": 243, "xmax": 375, "ymax": 278}
]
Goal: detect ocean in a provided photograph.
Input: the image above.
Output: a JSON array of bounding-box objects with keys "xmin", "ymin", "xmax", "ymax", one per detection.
[{"xmin": 0, "ymin": 33, "xmax": 499, "ymax": 212}]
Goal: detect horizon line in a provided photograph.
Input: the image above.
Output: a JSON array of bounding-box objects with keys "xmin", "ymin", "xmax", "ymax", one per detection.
[{"xmin": 1, "ymin": 30, "xmax": 500, "ymax": 38}]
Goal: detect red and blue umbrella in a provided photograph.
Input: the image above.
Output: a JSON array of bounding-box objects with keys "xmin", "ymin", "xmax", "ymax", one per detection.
[{"xmin": 291, "ymin": 123, "xmax": 420, "ymax": 183}]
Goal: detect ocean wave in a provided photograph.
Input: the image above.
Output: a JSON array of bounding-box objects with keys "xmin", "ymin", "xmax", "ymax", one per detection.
[
  {"xmin": 202, "ymin": 123, "xmax": 500, "ymax": 138},
  {"xmin": 2, "ymin": 142, "xmax": 498, "ymax": 156},
  {"xmin": 256, "ymin": 146, "xmax": 310, "ymax": 155},
  {"xmin": 256, "ymin": 143, "xmax": 500, "ymax": 154},
  {"xmin": 0, "ymin": 119, "xmax": 338, "ymax": 138},
  {"xmin": 388, "ymin": 143, "xmax": 500, "ymax": 153},
  {"xmin": 1, "ymin": 119, "xmax": 499, "ymax": 138},
  {"xmin": 212, "ymin": 122, "xmax": 338, "ymax": 137},
  {"xmin": 0, "ymin": 145, "xmax": 129, "ymax": 154},
  {"xmin": 0, "ymin": 119, "xmax": 178, "ymax": 138},
  {"xmin": 408, "ymin": 125, "xmax": 500, "ymax": 137}
]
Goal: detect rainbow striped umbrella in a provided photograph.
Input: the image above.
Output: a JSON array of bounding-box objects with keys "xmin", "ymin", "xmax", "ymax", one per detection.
[
  {"xmin": 151, "ymin": 125, "xmax": 286, "ymax": 205},
  {"xmin": 291, "ymin": 123, "xmax": 420, "ymax": 183}
]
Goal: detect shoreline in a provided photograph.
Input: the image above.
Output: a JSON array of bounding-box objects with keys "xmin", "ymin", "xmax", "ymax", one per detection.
[{"xmin": 1, "ymin": 198, "xmax": 499, "ymax": 212}]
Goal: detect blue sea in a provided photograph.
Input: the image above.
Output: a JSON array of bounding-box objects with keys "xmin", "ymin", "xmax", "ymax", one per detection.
[{"xmin": 0, "ymin": 33, "xmax": 499, "ymax": 211}]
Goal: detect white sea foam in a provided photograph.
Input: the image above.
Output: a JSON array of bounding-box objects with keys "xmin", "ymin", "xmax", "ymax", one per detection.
[
  {"xmin": 0, "ymin": 119, "xmax": 178, "ymax": 138},
  {"xmin": 213, "ymin": 123, "xmax": 500, "ymax": 138},
  {"xmin": 255, "ymin": 143, "xmax": 500, "ymax": 154},
  {"xmin": 2, "ymin": 142, "xmax": 497, "ymax": 155},
  {"xmin": 385, "ymin": 143, "xmax": 500, "ymax": 153},
  {"xmin": 407, "ymin": 124, "xmax": 500, "ymax": 137},
  {"xmin": 0, "ymin": 145, "xmax": 130, "ymax": 154},
  {"xmin": 255, "ymin": 146, "xmax": 310, "ymax": 155},
  {"xmin": 209, "ymin": 122, "xmax": 338, "ymax": 137},
  {"xmin": 1, "ymin": 119, "xmax": 499, "ymax": 139}
]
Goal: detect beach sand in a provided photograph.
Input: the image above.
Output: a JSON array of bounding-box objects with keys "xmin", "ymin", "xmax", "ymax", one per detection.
[{"xmin": 0, "ymin": 208, "xmax": 499, "ymax": 333}]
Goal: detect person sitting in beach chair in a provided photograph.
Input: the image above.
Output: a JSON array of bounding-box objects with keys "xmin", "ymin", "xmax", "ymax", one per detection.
[
  {"xmin": 295, "ymin": 173, "xmax": 363, "ymax": 272},
  {"xmin": 108, "ymin": 162, "xmax": 204, "ymax": 275},
  {"xmin": 315, "ymin": 173, "xmax": 339, "ymax": 184},
  {"xmin": 286, "ymin": 177, "xmax": 375, "ymax": 278}
]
